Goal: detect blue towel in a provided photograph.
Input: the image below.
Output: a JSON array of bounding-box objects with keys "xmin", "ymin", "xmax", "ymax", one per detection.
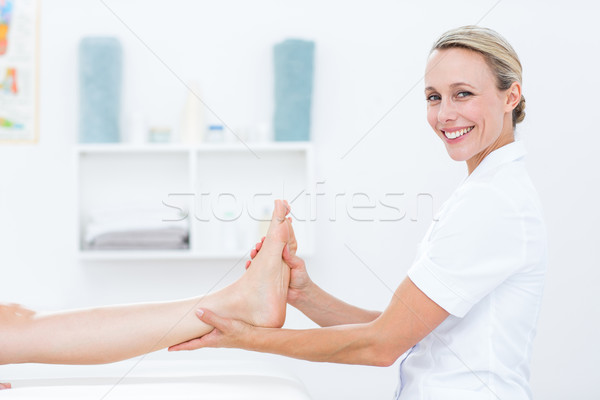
[
  {"xmin": 273, "ymin": 39, "xmax": 314, "ymax": 142},
  {"xmin": 79, "ymin": 37, "xmax": 122, "ymax": 143}
]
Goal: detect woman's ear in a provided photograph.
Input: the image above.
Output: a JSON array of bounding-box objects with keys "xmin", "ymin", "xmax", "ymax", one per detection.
[{"xmin": 505, "ymin": 81, "xmax": 522, "ymax": 112}]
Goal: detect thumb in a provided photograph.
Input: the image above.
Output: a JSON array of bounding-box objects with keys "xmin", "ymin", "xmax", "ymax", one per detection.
[
  {"xmin": 282, "ymin": 243, "xmax": 291, "ymax": 260},
  {"xmin": 283, "ymin": 251, "xmax": 304, "ymax": 270},
  {"xmin": 196, "ymin": 308, "xmax": 228, "ymax": 331}
]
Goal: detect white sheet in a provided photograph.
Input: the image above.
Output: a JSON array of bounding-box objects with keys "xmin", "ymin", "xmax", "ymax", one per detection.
[{"xmin": 0, "ymin": 360, "xmax": 312, "ymax": 400}]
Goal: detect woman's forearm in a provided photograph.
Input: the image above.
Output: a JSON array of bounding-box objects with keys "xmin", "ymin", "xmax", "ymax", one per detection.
[
  {"xmin": 292, "ymin": 282, "xmax": 381, "ymax": 327},
  {"xmin": 256, "ymin": 278, "xmax": 448, "ymax": 366},
  {"xmin": 2, "ymin": 295, "xmax": 226, "ymax": 365},
  {"xmin": 171, "ymin": 277, "xmax": 447, "ymax": 364},
  {"xmin": 245, "ymin": 321, "xmax": 398, "ymax": 367}
]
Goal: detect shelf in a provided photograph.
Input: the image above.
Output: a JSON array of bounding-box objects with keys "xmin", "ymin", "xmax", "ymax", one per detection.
[
  {"xmin": 76, "ymin": 142, "xmax": 315, "ymax": 261},
  {"xmin": 76, "ymin": 142, "xmax": 313, "ymax": 154},
  {"xmin": 77, "ymin": 250, "xmax": 250, "ymax": 261}
]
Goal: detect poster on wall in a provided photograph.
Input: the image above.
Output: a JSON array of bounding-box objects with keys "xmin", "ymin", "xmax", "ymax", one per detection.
[{"xmin": 0, "ymin": 0, "xmax": 39, "ymax": 143}]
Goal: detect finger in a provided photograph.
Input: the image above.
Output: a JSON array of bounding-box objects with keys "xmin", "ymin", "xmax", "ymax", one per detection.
[
  {"xmin": 170, "ymin": 309, "xmax": 229, "ymax": 351},
  {"xmin": 282, "ymin": 243, "xmax": 291, "ymax": 260},
  {"xmin": 286, "ymin": 218, "xmax": 298, "ymax": 253},
  {"xmin": 196, "ymin": 308, "xmax": 228, "ymax": 332},
  {"xmin": 245, "ymin": 260, "xmax": 251, "ymax": 270},
  {"xmin": 283, "ymin": 253, "xmax": 305, "ymax": 270},
  {"xmin": 283, "ymin": 250, "xmax": 296, "ymax": 263},
  {"xmin": 170, "ymin": 325, "xmax": 225, "ymax": 351},
  {"xmin": 250, "ymin": 238, "xmax": 265, "ymax": 262},
  {"xmin": 20, "ymin": 308, "xmax": 36, "ymax": 317},
  {"xmin": 8, "ymin": 304, "xmax": 35, "ymax": 317},
  {"xmin": 168, "ymin": 337, "xmax": 204, "ymax": 351}
]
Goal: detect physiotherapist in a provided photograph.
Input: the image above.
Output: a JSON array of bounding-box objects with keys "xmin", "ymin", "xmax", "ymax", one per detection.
[{"xmin": 172, "ymin": 25, "xmax": 547, "ymax": 400}]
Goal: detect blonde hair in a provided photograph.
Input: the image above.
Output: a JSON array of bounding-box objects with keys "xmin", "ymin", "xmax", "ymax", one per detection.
[{"xmin": 430, "ymin": 25, "xmax": 525, "ymax": 128}]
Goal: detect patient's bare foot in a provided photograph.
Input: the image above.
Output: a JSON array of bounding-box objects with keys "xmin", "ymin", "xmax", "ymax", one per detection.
[
  {"xmin": 246, "ymin": 214, "xmax": 297, "ymax": 270},
  {"xmin": 226, "ymin": 200, "xmax": 291, "ymax": 328}
]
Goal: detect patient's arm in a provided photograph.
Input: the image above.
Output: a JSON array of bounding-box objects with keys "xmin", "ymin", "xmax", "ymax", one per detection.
[{"xmin": 0, "ymin": 200, "xmax": 293, "ymax": 366}]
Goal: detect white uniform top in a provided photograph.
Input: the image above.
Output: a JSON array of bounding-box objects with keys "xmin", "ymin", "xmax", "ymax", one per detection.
[{"xmin": 396, "ymin": 140, "xmax": 547, "ymax": 400}]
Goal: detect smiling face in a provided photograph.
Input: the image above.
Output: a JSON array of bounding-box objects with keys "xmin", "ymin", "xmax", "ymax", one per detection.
[{"xmin": 424, "ymin": 47, "xmax": 520, "ymax": 174}]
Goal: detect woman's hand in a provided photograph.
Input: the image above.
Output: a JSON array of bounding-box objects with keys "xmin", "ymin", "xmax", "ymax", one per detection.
[
  {"xmin": 282, "ymin": 247, "xmax": 313, "ymax": 307},
  {"xmin": 168, "ymin": 309, "xmax": 252, "ymax": 351}
]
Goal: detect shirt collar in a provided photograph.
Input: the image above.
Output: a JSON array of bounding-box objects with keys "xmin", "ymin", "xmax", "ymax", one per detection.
[{"xmin": 464, "ymin": 140, "xmax": 527, "ymax": 182}]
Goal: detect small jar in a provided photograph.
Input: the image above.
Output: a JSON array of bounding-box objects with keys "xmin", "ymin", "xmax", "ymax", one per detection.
[
  {"xmin": 205, "ymin": 125, "xmax": 225, "ymax": 143},
  {"xmin": 148, "ymin": 126, "xmax": 171, "ymax": 143}
]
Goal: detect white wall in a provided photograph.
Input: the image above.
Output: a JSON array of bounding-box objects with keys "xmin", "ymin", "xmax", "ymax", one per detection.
[{"xmin": 0, "ymin": 0, "xmax": 598, "ymax": 398}]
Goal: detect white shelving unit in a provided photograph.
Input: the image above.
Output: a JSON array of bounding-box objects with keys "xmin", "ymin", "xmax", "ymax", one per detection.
[{"xmin": 76, "ymin": 142, "xmax": 314, "ymax": 261}]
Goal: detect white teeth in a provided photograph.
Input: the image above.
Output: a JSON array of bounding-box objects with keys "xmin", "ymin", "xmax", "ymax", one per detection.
[{"xmin": 444, "ymin": 126, "xmax": 473, "ymax": 139}]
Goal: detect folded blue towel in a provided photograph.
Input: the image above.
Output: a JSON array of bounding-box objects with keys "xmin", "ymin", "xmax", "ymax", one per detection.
[
  {"xmin": 273, "ymin": 39, "xmax": 315, "ymax": 142},
  {"xmin": 79, "ymin": 37, "xmax": 122, "ymax": 143}
]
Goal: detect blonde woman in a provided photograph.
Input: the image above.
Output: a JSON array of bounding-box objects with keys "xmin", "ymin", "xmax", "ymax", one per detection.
[{"xmin": 174, "ymin": 26, "xmax": 547, "ymax": 399}]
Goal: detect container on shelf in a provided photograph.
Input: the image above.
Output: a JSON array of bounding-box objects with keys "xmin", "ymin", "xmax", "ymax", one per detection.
[
  {"xmin": 179, "ymin": 81, "xmax": 205, "ymax": 144},
  {"xmin": 205, "ymin": 125, "xmax": 225, "ymax": 143},
  {"xmin": 148, "ymin": 127, "xmax": 172, "ymax": 143}
]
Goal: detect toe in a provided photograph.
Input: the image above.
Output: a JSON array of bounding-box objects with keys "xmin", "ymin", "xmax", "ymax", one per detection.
[
  {"xmin": 271, "ymin": 200, "xmax": 288, "ymax": 223},
  {"xmin": 262, "ymin": 200, "xmax": 291, "ymax": 250}
]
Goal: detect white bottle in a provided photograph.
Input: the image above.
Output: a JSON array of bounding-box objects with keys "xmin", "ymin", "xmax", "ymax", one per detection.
[{"xmin": 179, "ymin": 81, "xmax": 205, "ymax": 144}]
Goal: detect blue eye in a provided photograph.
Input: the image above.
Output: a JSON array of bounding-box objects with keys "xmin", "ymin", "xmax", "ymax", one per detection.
[
  {"xmin": 457, "ymin": 91, "xmax": 472, "ymax": 98},
  {"xmin": 426, "ymin": 94, "xmax": 441, "ymax": 102}
]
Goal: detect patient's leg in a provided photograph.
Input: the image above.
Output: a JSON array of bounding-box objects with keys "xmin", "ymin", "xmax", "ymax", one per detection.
[{"xmin": 1, "ymin": 201, "xmax": 291, "ymax": 365}]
